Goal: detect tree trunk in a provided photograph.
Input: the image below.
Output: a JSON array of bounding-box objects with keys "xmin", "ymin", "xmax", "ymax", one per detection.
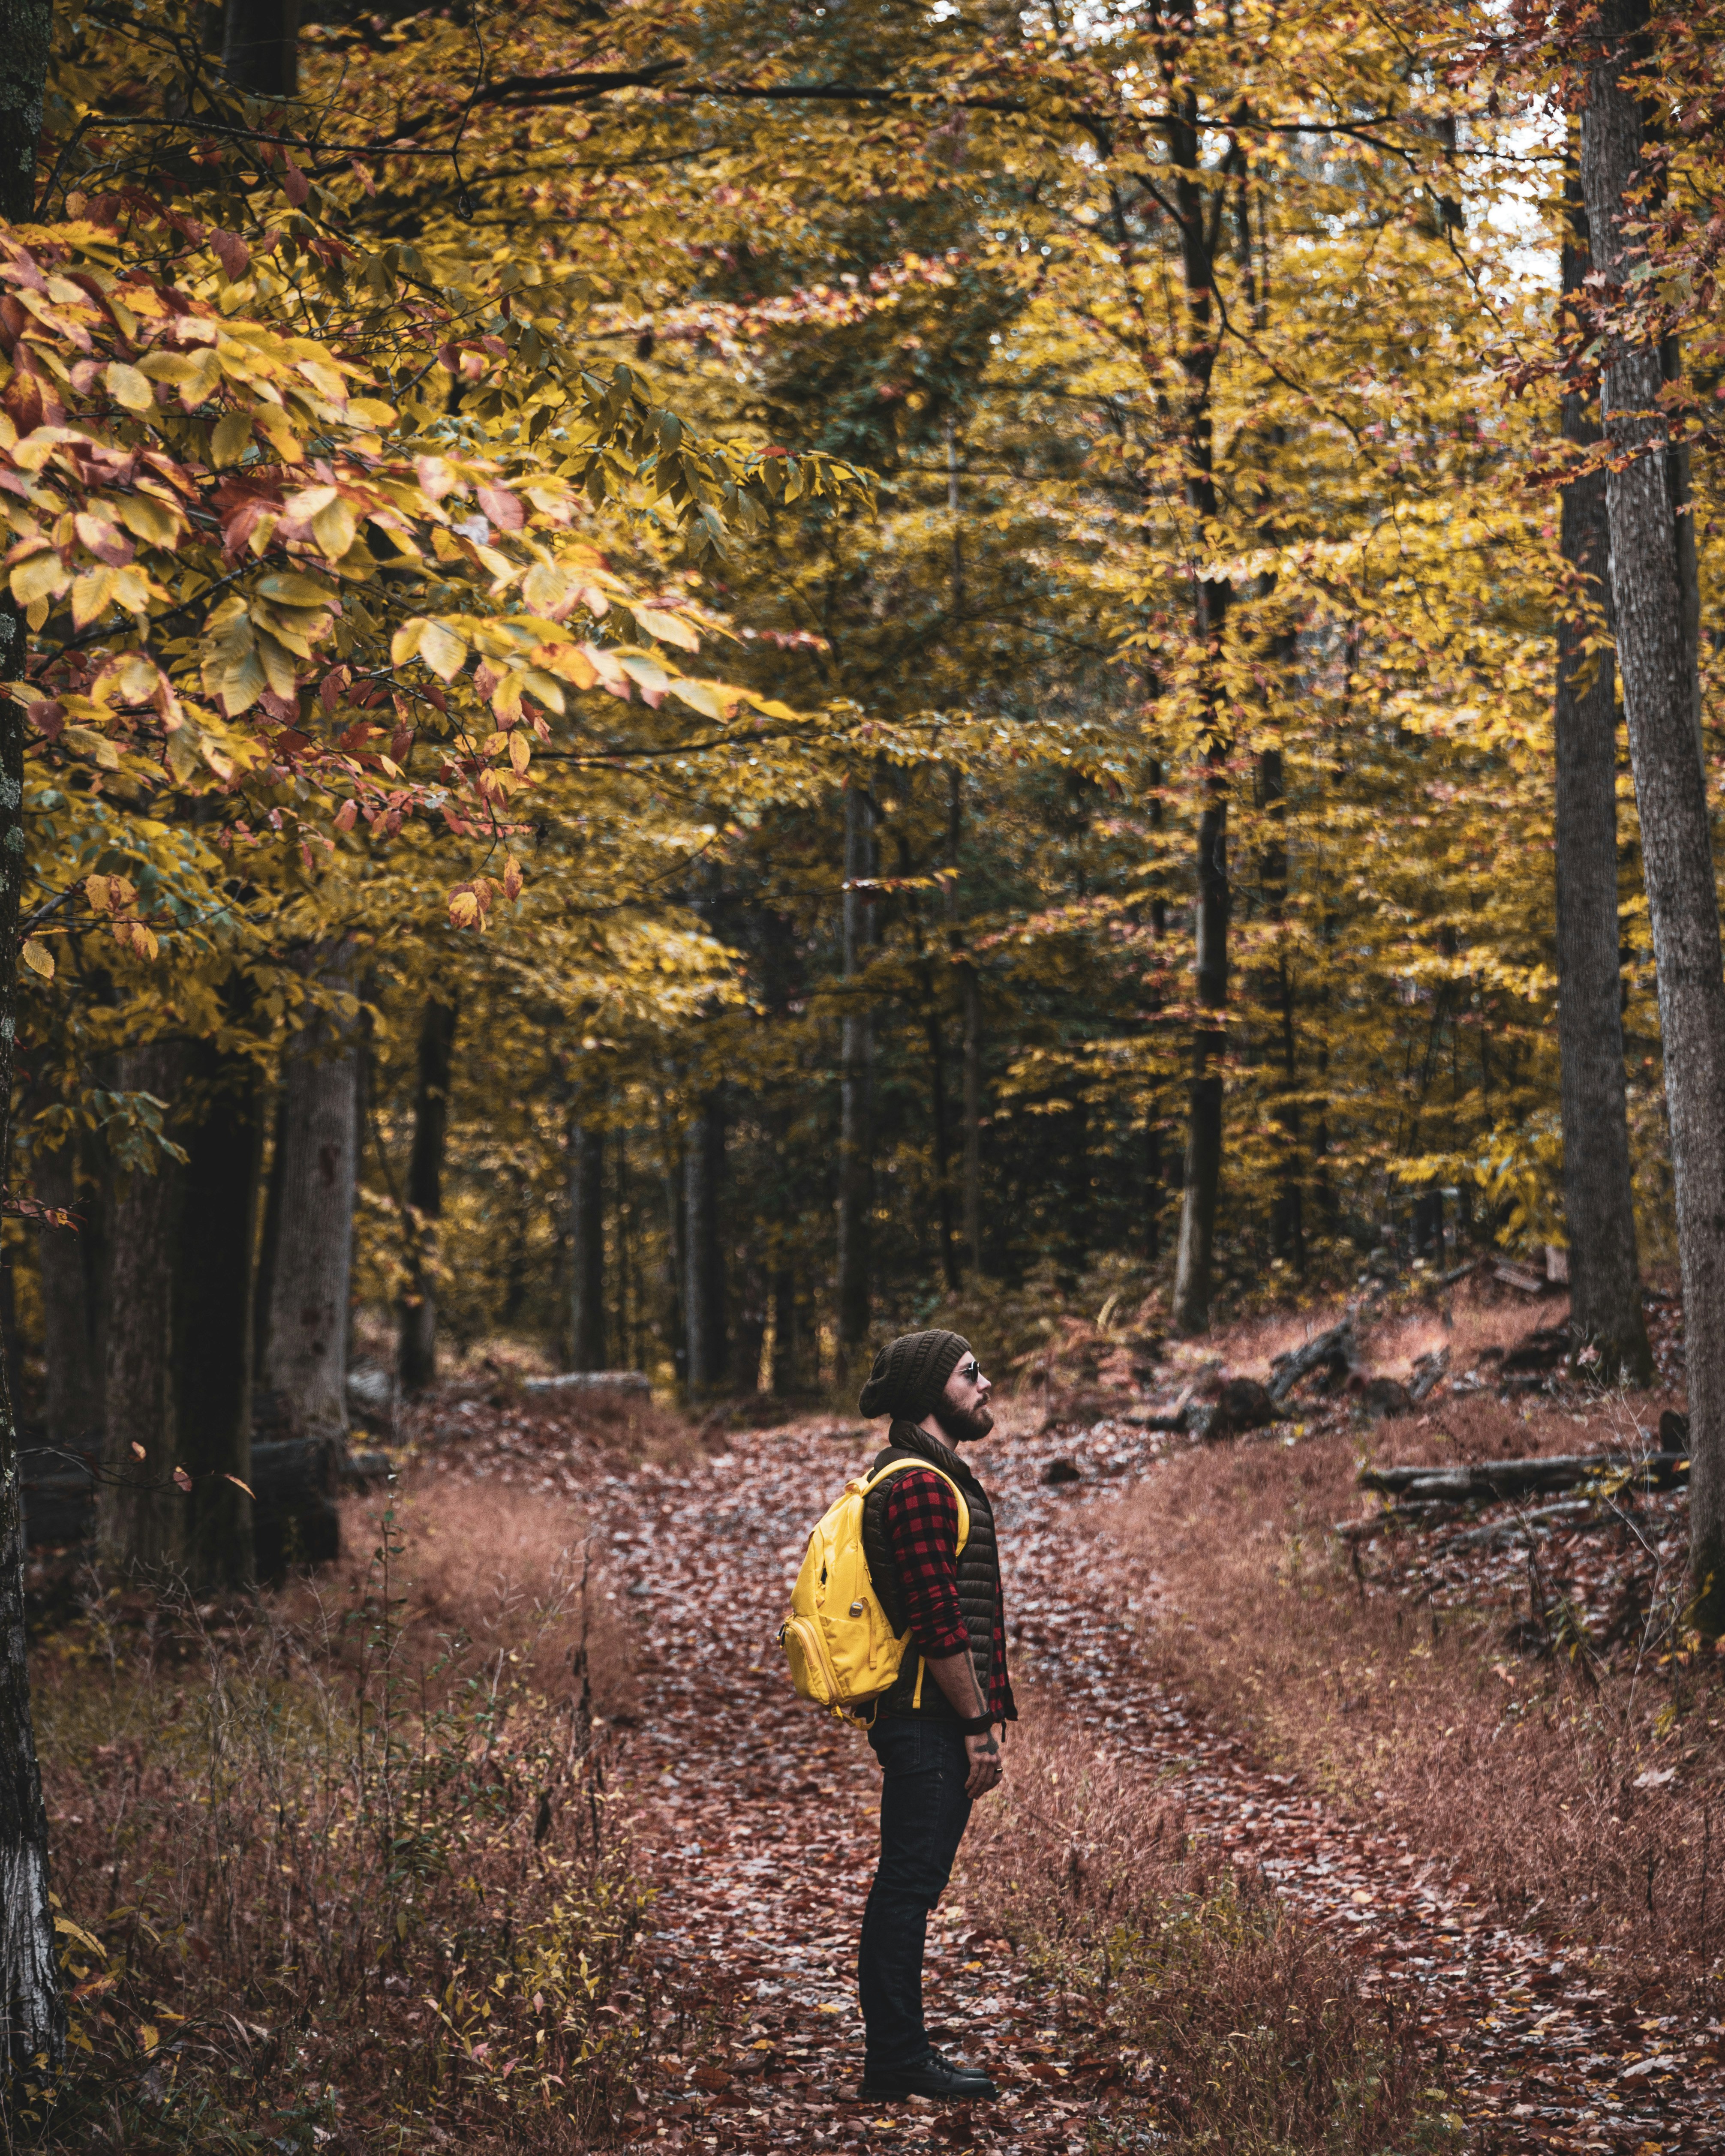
[
  {"xmin": 0, "ymin": 4, "xmax": 67, "ymax": 2080},
  {"xmin": 98, "ymin": 1042, "xmax": 188, "ymax": 1573},
  {"xmin": 946, "ymin": 767, "xmax": 984, "ymax": 1277},
  {"xmin": 1166, "ymin": 85, "xmax": 1233, "ymax": 1338},
  {"xmin": 836, "ymin": 782, "xmax": 875, "ymax": 1370},
  {"xmin": 1172, "ymin": 766, "xmax": 1228, "ymax": 1331},
  {"xmin": 398, "ymin": 996, "xmax": 456, "ymax": 1393},
  {"xmin": 1582, "ymin": 0, "xmax": 1725, "ymax": 1626},
  {"xmin": 252, "ymin": 1088, "xmax": 286, "ymax": 1375},
  {"xmin": 264, "ymin": 954, "xmax": 359, "ymax": 1451},
  {"xmin": 568, "ymin": 1119, "xmax": 606, "ymax": 1370},
  {"xmin": 684, "ymin": 1092, "xmax": 726, "ymax": 1393},
  {"xmin": 1554, "ymin": 147, "xmax": 1651, "ymax": 1382},
  {"xmin": 771, "ymin": 1264, "xmax": 805, "ymax": 1395},
  {"xmin": 222, "ymin": 0, "xmax": 299, "ymax": 96},
  {"xmin": 174, "ymin": 1047, "xmax": 262, "ymax": 1592},
  {"xmin": 35, "ymin": 1143, "xmax": 101, "ymax": 1455}
]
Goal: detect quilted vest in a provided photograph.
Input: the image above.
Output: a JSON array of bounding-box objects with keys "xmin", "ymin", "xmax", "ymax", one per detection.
[{"xmin": 859, "ymin": 1419, "xmax": 999, "ymax": 1718}]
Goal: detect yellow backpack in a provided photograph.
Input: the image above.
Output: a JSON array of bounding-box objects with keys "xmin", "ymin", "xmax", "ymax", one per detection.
[{"xmin": 778, "ymin": 1456, "xmax": 970, "ymax": 1721}]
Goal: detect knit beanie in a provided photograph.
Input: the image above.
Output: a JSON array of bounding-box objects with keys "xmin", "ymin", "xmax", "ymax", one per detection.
[{"xmin": 857, "ymin": 1329, "xmax": 971, "ymax": 1421}]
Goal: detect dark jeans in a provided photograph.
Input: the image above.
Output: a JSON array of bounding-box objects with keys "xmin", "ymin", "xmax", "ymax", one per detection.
[{"xmin": 857, "ymin": 1715, "xmax": 973, "ymax": 2071}]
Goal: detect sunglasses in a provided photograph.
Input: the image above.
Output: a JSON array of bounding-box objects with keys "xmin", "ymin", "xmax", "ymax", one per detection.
[{"xmin": 957, "ymin": 1358, "xmax": 983, "ymax": 1384}]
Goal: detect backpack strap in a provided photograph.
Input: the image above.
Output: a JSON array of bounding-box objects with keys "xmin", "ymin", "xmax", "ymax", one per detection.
[
  {"xmin": 861, "ymin": 1455, "xmax": 970, "ymax": 1555},
  {"xmin": 861, "ymin": 1458, "xmax": 972, "ymax": 1716}
]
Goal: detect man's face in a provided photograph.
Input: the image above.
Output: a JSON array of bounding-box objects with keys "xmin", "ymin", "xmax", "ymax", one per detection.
[{"xmin": 933, "ymin": 1352, "xmax": 995, "ymax": 1444}]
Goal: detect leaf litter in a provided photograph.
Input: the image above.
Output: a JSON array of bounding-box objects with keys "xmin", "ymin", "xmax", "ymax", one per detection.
[{"xmin": 420, "ymin": 1392, "xmax": 1725, "ymax": 2152}]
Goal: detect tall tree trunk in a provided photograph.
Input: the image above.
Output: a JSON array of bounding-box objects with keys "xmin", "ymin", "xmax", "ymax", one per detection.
[
  {"xmin": 684, "ymin": 1092, "xmax": 727, "ymax": 1393},
  {"xmin": 771, "ymin": 1265, "xmax": 804, "ymax": 1395},
  {"xmin": 174, "ymin": 1047, "xmax": 261, "ymax": 1592},
  {"xmin": 1582, "ymin": 0, "xmax": 1725, "ymax": 1625},
  {"xmin": 98, "ymin": 1042, "xmax": 188, "ymax": 1572},
  {"xmin": 568, "ymin": 1118, "xmax": 606, "ymax": 1370},
  {"xmin": 836, "ymin": 782, "xmax": 875, "ymax": 1370},
  {"xmin": 947, "ymin": 768, "xmax": 983, "ymax": 1277},
  {"xmin": 1554, "ymin": 146, "xmax": 1652, "ymax": 1382},
  {"xmin": 0, "ymin": 0, "xmax": 64, "ymax": 2088},
  {"xmin": 1166, "ymin": 82, "xmax": 1233, "ymax": 1337},
  {"xmin": 398, "ymin": 996, "xmax": 456, "ymax": 1393},
  {"xmin": 252, "ymin": 1089, "xmax": 287, "ymax": 1377},
  {"xmin": 265, "ymin": 954, "xmax": 358, "ymax": 1451},
  {"xmin": 223, "ymin": 0, "xmax": 299, "ymax": 95},
  {"xmin": 1172, "ymin": 757, "xmax": 1229, "ymax": 1331},
  {"xmin": 35, "ymin": 1144, "xmax": 101, "ymax": 1454}
]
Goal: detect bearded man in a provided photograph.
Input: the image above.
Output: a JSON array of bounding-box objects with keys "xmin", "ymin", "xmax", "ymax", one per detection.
[{"xmin": 853, "ymin": 1328, "xmax": 1014, "ymax": 2104}]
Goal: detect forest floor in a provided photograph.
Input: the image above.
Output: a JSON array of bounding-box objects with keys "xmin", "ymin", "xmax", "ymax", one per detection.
[{"xmin": 407, "ymin": 1296, "xmax": 1725, "ymax": 2155}]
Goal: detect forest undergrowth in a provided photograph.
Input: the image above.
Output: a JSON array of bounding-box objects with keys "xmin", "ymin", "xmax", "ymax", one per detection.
[
  {"xmin": 19, "ymin": 1479, "xmax": 661, "ymax": 2154},
  {"xmin": 1108, "ymin": 1294, "xmax": 1725, "ymax": 2009}
]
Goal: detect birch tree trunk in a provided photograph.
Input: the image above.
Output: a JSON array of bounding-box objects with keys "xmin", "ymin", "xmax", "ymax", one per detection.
[
  {"xmin": 98, "ymin": 1042, "xmax": 188, "ymax": 1573},
  {"xmin": 1554, "ymin": 149, "xmax": 1651, "ymax": 1383},
  {"xmin": 0, "ymin": 0, "xmax": 66, "ymax": 2078},
  {"xmin": 835, "ymin": 782, "xmax": 874, "ymax": 1371},
  {"xmin": 265, "ymin": 954, "xmax": 359, "ymax": 1452},
  {"xmin": 568, "ymin": 1118, "xmax": 606, "ymax": 1371},
  {"xmin": 174, "ymin": 1048, "xmax": 261, "ymax": 1591},
  {"xmin": 399, "ymin": 996, "xmax": 456, "ymax": 1392},
  {"xmin": 1582, "ymin": 0, "xmax": 1725, "ymax": 1625}
]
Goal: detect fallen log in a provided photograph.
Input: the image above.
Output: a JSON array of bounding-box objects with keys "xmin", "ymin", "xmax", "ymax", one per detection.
[
  {"xmin": 1267, "ymin": 1323, "xmax": 1358, "ymax": 1405},
  {"xmin": 1359, "ymin": 1450, "xmax": 1688, "ymax": 1503}
]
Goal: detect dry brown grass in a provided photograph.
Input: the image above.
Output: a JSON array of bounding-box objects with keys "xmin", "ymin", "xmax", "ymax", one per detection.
[
  {"xmin": 27, "ymin": 1519, "xmax": 659, "ymax": 2153},
  {"xmin": 1115, "ymin": 1413, "xmax": 1725, "ymax": 1998},
  {"xmin": 957, "ymin": 1702, "xmax": 1452, "ymax": 2153}
]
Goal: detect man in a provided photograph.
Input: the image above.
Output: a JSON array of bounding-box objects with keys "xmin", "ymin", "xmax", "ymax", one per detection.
[{"xmin": 853, "ymin": 1327, "xmax": 1014, "ymax": 2103}]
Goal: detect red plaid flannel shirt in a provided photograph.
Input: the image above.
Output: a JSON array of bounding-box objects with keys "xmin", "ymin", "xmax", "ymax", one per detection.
[{"xmin": 881, "ymin": 1468, "xmax": 1016, "ymax": 1721}]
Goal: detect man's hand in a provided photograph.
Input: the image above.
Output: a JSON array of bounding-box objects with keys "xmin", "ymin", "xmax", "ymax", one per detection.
[{"xmin": 964, "ymin": 1729, "xmax": 1003, "ymax": 1799}]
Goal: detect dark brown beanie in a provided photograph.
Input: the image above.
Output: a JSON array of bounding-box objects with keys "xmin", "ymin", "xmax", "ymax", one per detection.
[{"xmin": 857, "ymin": 1329, "xmax": 971, "ymax": 1421}]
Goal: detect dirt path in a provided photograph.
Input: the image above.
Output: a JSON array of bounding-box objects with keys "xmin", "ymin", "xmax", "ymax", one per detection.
[{"xmin": 589, "ymin": 1419, "xmax": 1725, "ymax": 2153}]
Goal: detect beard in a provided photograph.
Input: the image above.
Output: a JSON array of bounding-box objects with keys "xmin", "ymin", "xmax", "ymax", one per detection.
[{"xmin": 933, "ymin": 1396, "xmax": 995, "ymax": 1446}]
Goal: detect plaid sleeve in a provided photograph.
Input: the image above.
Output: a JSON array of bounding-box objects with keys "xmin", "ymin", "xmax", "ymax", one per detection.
[{"xmin": 880, "ymin": 1469, "xmax": 970, "ymax": 1661}]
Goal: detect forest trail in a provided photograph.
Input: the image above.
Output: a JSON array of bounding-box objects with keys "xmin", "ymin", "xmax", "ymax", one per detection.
[{"xmin": 592, "ymin": 1420, "xmax": 1722, "ymax": 2153}]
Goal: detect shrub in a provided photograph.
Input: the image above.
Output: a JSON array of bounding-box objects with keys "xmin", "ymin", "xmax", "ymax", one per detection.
[{"xmin": 23, "ymin": 1501, "xmax": 666, "ymax": 2153}]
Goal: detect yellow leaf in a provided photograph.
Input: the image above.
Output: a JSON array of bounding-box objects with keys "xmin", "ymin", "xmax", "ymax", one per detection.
[
  {"xmin": 21, "ymin": 937, "xmax": 54, "ymax": 979},
  {"xmin": 522, "ymin": 562, "xmax": 568, "ymax": 616},
  {"xmin": 417, "ymin": 621, "xmax": 467, "ymax": 681},
  {"xmin": 520, "ymin": 667, "xmax": 566, "ymax": 715},
  {"xmin": 63, "ymin": 724, "xmax": 120, "ymax": 770},
  {"xmin": 256, "ymin": 573, "xmax": 333, "ymax": 608},
  {"xmin": 70, "ymin": 567, "xmax": 115, "ymax": 631},
  {"xmin": 503, "ymin": 856, "xmax": 523, "ymax": 901},
  {"xmin": 633, "ymin": 604, "xmax": 700, "ymax": 653},
  {"xmin": 115, "ymin": 493, "xmax": 179, "ymax": 547},
  {"xmin": 668, "ymin": 677, "xmax": 724, "ymax": 720},
  {"xmin": 448, "ymin": 892, "xmax": 480, "ymax": 928},
  {"xmin": 312, "ymin": 497, "xmax": 357, "ymax": 560},
  {"xmin": 139, "ymin": 2024, "xmax": 159, "ymax": 2056},
  {"xmin": 390, "ymin": 619, "xmax": 424, "ymax": 668},
  {"xmin": 254, "ymin": 404, "xmax": 302, "ymax": 463},
  {"xmin": 9, "ymin": 553, "xmax": 69, "ymax": 606},
  {"xmin": 509, "ymin": 731, "xmax": 531, "ymax": 776},
  {"xmin": 85, "ymin": 874, "xmax": 112, "ymax": 913},
  {"xmin": 210, "ymin": 410, "xmax": 252, "ymax": 467},
  {"xmin": 53, "ymin": 1915, "xmax": 103, "ymax": 1957},
  {"xmin": 104, "ymin": 362, "xmax": 153, "ymax": 414}
]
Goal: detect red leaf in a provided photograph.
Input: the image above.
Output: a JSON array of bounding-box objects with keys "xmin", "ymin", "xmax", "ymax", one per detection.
[
  {"xmin": 173, "ymin": 1466, "xmax": 192, "ymax": 1492},
  {"xmin": 281, "ymin": 160, "xmax": 311, "ymax": 210},
  {"xmin": 223, "ymin": 1474, "xmax": 256, "ymax": 1501},
  {"xmin": 210, "ymin": 229, "xmax": 251, "ymax": 281},
  {"xmin": 476, "ymin": 485, "xmax": 524, "ymax": 532}
]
